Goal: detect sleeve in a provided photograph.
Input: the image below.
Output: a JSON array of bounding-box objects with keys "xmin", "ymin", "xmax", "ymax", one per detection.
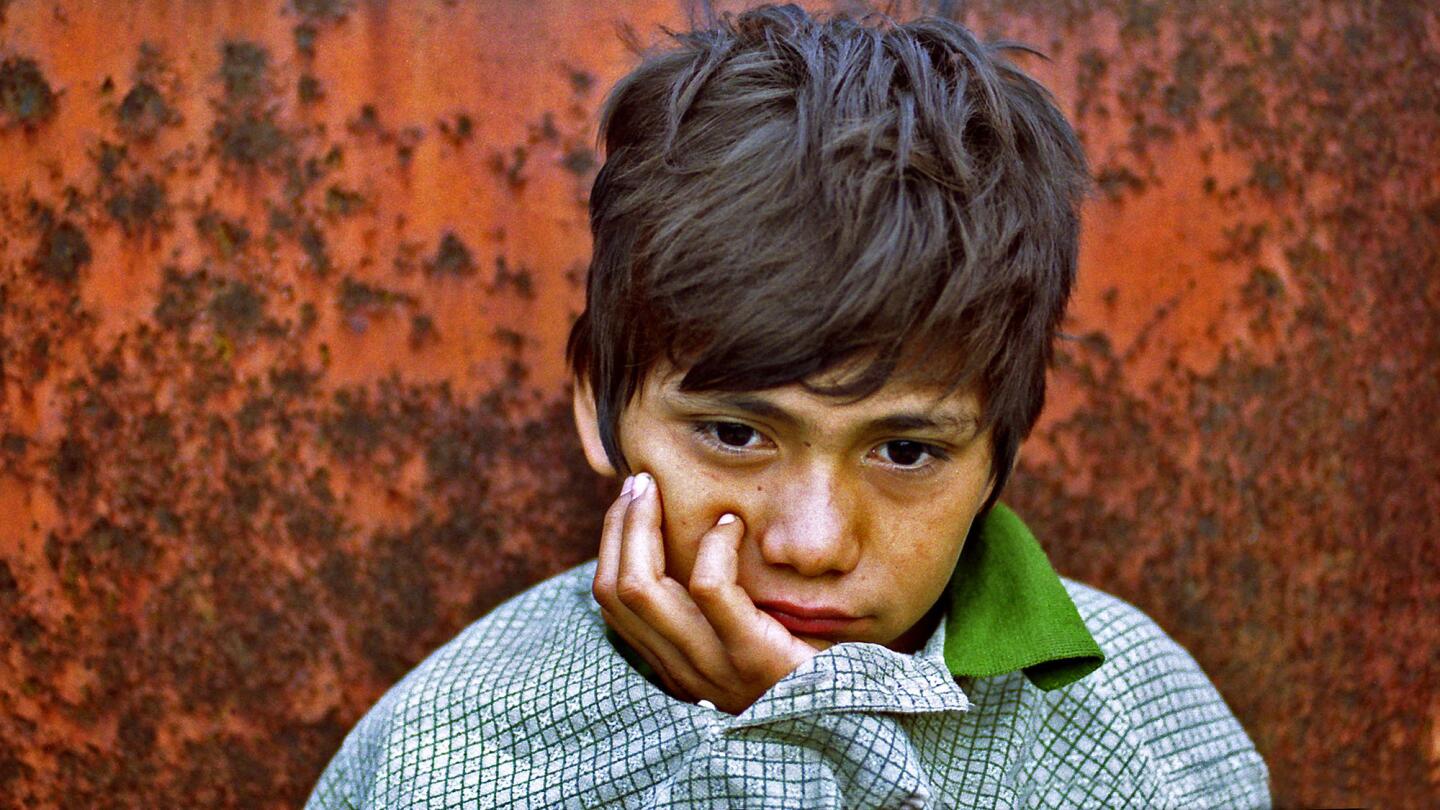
[
  {"xmin": 1066, "ymin": 582, "xmax": 1272, "ymax": 809},
  {"xmin": 305, "ymin": 747, "xmax": 363, "ymax": 810},
  {"xmin": 303, "ymin": 686, "xmax": 403, "ymax": 810}
]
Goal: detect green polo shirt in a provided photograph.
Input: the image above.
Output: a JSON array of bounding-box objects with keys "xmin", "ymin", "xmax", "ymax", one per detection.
[{"xmin": 613, "ymin": 502, "xmax": 1104, "ymax": 692}]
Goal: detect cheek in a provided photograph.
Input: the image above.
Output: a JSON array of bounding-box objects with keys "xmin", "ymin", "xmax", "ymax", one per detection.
[
  {"xmin": 659, "ymin": 482, "xmax": 750, "ymax": 582},
  {"xmin": 658, "ymin": 506, "xmax": 706, "ymax": 582},
  {"xmin": 875, "ymin": 510, "xmax": 975, "ymax": 617},
  {"xmin": 887, "ymin": 532, "xmax": 961, "ymax": 590},
  {"xmin": 644, "ymin": 461, "xmax": 740, "ymax": 582}
]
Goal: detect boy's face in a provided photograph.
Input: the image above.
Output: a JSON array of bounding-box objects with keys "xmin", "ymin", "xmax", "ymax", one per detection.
[{"xmin": 577, "ymin": 360, "xmax": 996, "ymax": 653}]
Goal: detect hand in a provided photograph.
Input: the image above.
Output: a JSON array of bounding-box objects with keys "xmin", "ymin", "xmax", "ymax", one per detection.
[{"xmin": 592, "ymin": 472, "xmax": 820, "ymax": 714}]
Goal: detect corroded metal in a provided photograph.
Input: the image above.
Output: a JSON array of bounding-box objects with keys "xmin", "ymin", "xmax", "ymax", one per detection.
[{"xmin": 0, "ymin": 1, "xmax": 1435, "ymax": 806}]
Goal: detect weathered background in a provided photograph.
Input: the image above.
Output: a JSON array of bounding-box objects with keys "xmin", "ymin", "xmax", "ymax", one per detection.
[{"xmin": 0, "ymin": 0, "xmax": 1435, "ymax": 806}]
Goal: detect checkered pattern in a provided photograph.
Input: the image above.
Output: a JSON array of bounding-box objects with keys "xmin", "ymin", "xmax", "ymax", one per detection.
[{"xmin": 307, "ymin": 562, "xmax": 1269, "ymax": 808}]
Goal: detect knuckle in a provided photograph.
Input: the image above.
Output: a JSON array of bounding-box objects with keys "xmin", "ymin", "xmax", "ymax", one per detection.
[
  {"xmin": 729, "ymin": 651, "xmax": 766, "ymax": 679},
  {"xmin": 723, "ymin": 648, "xmax": 750, "ymax": 673},
  {"xmin": 614, "ymin": 575, "xmax": 653, "ymax": 609},
  {"xmin": 592, "ymin": 578, "xmax": 619, "ymax": 612},
  {"xmin": 688, "ymin": 571, "xmax": 724, "ymax": 601}
]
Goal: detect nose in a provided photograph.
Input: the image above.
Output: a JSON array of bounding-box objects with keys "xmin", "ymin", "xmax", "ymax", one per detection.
[{"xmin": 756, "ymin": 464, "xmax": 861, "ymax": 577}]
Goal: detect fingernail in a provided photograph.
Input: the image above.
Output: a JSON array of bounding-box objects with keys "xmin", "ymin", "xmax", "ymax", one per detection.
[
  {"xmin": 632, "ymin": 473, "xmax": 652, "ymax": 498},
  {"xmin": 717, "ymin": 513, "xmax": 737, "ymax": 526},
  {"xmin": 621, "ymin": 475, "xmax": 634, "ymax": 497}
]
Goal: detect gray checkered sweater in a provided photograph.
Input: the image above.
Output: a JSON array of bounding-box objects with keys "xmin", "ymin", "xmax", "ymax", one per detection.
[{"xmin": 308, "ymin": 560, "xmax": 1269, "ymax": 808}]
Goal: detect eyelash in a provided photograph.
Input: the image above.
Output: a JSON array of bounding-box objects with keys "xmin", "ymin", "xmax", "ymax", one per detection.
[
  {"xmin": 690, "ymin": 421, "xmax": 767, "ymax": 456},
  {"xmin": 689, "ymin": 421, "xmax": 951, "ymax": 473}
]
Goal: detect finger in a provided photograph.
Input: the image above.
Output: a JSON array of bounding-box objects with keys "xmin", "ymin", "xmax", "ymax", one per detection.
[
  {"xmin": 617, "ymin": 472, "xmax": 664, "ymax": 580},
  {"xmin": 596, "ymin": 479, "xmax": 730, "ymax": 706},
  {"xmin": 599, "ymin": 602, "xmax": 691, "ymax": 673},
  {"xmin": 600, "ymin": 606, "xmax": 699, "ymax": 702},
  {"xmin": 613, "ymin": 473, "xmax": 727, "ymax": 668},
  {"xmin": 689, "ymin": 513, "xmax": 814, "ymax": 671},
  {"xmin": 592, "ymin": 476, "xmax": 634, "ymax": 614},
  {"xmin": 597, "ymin": 477, "xmax": 698, "ymax": 677},
  {"xmin": 687, "ymin": 513, "xmax": 764, "ymax": 642}
]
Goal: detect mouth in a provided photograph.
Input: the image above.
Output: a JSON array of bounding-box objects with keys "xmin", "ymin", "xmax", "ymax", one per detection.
[{"xmin": 754, "ymin": 600, "xmax": 862, "ymax": 637}]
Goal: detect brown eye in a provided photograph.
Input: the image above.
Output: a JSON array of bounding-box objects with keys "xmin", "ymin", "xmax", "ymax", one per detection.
[
  {"xmin": 714, "ymin": 422, "xmax": 758, "ymax": 447},
  {"xmin": 877, "ymin": 440, "xmax": 938, "ymax": 468}
]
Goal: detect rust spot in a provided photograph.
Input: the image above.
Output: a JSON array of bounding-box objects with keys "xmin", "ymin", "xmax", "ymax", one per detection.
[
  {"xmin": 425, "ymin": 231, "xmax": 476, "ymax": 277},
  {"xmin": 1094, "ymin": 163, "xmax": 1145, "ymax": 200},
  {"xmin": 293, "ymin": 24, "xmax": 319, "ymax": 58},
  {"xmin": 299, "ymin": 221, "xmax": 331, "ymax": 275},
  {"xmin": 337, "ymin": 275, "xmax": 416, "ymax": 333},
  {"xmin": 394, "ymin": 126, "xmax": 424, "ymax": 166},
  {"xmin": 409, "ymin": 312, "xmax": 438, "ymax": 349},
  {"xmin": 207, "ymin": 280, "xmax": 268, "ymax": 339},
  {"xmin": 531, "ymin": 111, "xmax": 560, "ymax": 143},
  {"xmin": 324, "ymin": 184, "xmax": 364, "ymax": 217},
  {"xmin": 195, "ymin": 210, "xmax": 251, "ymax": 260},
  {"xmin": 214, "ymin": 112, "xmax": 285, "ymax": 167},
  {"xmin": 297, "ymin": 73, "xmax": 324, "ymax": 103},
  {"xmin": 437, "ymin": 112, "xmax": 474, "ymax": 145},
  {"xmin": 94, "ymin": 140, "xmax": 126, "ymax": 179},
  {"xmin": 1, "ymin": 432, "xmax": 29, "ymax": 458},
  {"xmin": 116, "ymin": 81, "xmax": 177, "ymax": 141},
  {"xmin": 292, "ymin": 0, "xmax": 352, "ymax": 23},
  {"xmin": 114, "ymin": 75, "xmax": 161, "ymax": 121},
  {"xmin": 348, "ymin": 102, "xmax": 381, "ymax": 135},
  {"xmin": 153, "ymin": 265, "xmax": 208, "ymax": 331},
  {"xmin": 106, "ymin": 174, "xmax": 168, "ymax": 235},
  {"xmin": 561, "ymin": 146, "xmax": 596, "ymax": 176},
  {"xmin": 219, "ymin": 41, "xmax": 269, "ymax": 101},
  {"xmin": 490, "ymin": 255, "xmax": 534, "ymax": 298},
  {"xmin": 30, "ymin": 211, "xmax": 92, "ymax": 284},
  {"xmin": 565, "ymin": 66, "xmax": 595, "ymax": 95},
  {"xmin": 211, "ymin": 41, "xmax": 286, "ymax": 168},
  {"xmin": 488, "ymin": 145, "xmax": 528, "ymax": 190},
  {"xmin": 0, "ymin": 55, "xmax": 57, "ymax": 129},
  {"xmin": 492, "ymin": 327, "xmax": 526, "ymax": 352}
]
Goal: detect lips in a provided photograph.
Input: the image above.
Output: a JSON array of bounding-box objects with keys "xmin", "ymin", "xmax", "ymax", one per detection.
[{"xmin": 754, "ymin": 600, "xmax": 861, "ymax": 637}]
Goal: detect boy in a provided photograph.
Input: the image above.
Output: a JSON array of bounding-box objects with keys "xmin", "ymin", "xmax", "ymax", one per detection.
[{"xmin": 308, "ymin": 5, "xmax": 1270, "ymax": 807}]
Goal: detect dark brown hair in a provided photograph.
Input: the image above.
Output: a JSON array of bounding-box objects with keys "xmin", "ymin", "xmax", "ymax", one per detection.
[{"xmin": 567, "ymin": 3, "xmax": 1088, "ymax": 509}]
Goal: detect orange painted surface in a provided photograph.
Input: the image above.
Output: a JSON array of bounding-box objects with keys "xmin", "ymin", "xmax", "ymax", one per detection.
[{"xmin": 1, "ymin": 1, "xmax": 1437, "ymax": 806}]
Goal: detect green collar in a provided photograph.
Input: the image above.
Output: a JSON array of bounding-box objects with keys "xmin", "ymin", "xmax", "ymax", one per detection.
[
  {"xmin": 605, "ymin": 503, "xmax": 1104, "ymax": 693},
  {"xmin": 942, "ymin": 503, "xmax": 1104, "ymax": 691}
]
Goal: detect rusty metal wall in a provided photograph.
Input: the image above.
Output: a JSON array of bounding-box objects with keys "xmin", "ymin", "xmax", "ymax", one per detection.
[{"xmin": 0, "ymin": 1, "xmax": 1435, "ymax": 806}]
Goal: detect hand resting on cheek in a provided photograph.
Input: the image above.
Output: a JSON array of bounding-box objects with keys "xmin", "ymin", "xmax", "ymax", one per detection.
[{"xmin": 591, "ymin": 472, "xmax": 820, "ymax": 715}]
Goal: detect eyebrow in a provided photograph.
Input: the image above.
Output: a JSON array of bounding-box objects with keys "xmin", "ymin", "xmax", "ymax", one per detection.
[{"xmin": 669, "ymin": 391, "xmax": 980, "ymax": 438}]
